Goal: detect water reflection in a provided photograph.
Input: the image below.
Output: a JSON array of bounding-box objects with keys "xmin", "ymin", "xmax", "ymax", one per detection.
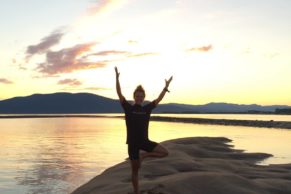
[
  {"xmin": 1, "ymin": 118, "xmax": 128, "ymax": 194},
  {"xmin": 0, "ymin": 117, "xmax": 291, "ymax": 194},
  {"xmin": 14, "ymin": 135, "xmax": 85, "ymax": 194}
]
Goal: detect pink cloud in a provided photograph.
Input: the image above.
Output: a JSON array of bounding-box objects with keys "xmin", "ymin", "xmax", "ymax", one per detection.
[
  {"xmin": 36, "ymin": 43, "xmax": 105, "ymax": 75},
  {"xmin": 87, "ymin": 0, "xmax": 112, "ymax": 14},
  {"xmin": 87, "ymin": 0, "xmax": 127, "ymax": 15},
  {"xmin": 91, "ymin": 50, "xmax": 130, "ymax": 56},
  {"xmin": 32, "ymin": 75, "xmax": 60, "ymax": 79},
  {"xmin": 0, "ymin": 78, "xmax": 13, "ymax": 84},
  {"xmin": 58, "ymin": 79, "xmax": 82, "ymax": 86},
  {"xmin": 89, "ymin": 50, "xmax": 158, "ymax": 58},
  {"xmin": 26, "ymin": 30, "xmax": 64, "ymax": 56},
  {"xmin": 187, "ymin": 45, "xmax": 213, "ymax": 52}
]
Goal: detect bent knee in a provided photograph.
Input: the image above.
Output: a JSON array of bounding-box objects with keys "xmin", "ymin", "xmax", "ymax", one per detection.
[
  {"xmin": 162, "ymin": 149, "xmax": 169, "ymax": 157},
  {"xmin": 165, "ymin": 151, "xmax": 169, "ymax": 157}
]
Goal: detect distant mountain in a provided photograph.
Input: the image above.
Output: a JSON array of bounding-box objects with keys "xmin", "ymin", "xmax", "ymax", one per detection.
[
  {"xmin": 0, "ymin": 92, "xmax": 122, "ymax": 114},
  {"xmin": 0, "ymin": 92, "xmax": 289, "ymax": 114}
]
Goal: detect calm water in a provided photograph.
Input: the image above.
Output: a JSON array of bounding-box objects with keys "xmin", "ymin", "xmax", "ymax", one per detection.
[
  {"xmin": 2, "ymin": 113, "xmax": 291, "ymax": 121},
  {"xmin": 101, "ymin": 113, "xmax": 291, "ymax": 121},
  {"xmin": 1, "ymin": 115, "xmax": 291, "ymax": 194}
]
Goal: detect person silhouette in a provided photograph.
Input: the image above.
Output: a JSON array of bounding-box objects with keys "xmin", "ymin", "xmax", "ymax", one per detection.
[{"xmin": 115, "ymin": 67, "xmax": 173, "ymax": 194}]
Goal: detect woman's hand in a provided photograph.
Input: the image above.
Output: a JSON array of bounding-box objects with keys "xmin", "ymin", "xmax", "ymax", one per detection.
[
  {"xmin": 165, "ymin": 76, "xmax": 173, "ymax": 88},
  {"xmin": 115, "ymin": 66, "xmax": 125, "ymax": 102},
  {"xmin": 155, "ymin": 76, "xmax": 173, "ymax": 105},
  {"xmin": 115, "ymin": 67, "xmax": 120, "ymax": 79}
]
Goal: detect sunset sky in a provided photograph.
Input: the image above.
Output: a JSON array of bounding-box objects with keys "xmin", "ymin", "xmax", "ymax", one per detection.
[{"xmin": 1, "ymin": 0, "xmax": 291, "ymax": 105}]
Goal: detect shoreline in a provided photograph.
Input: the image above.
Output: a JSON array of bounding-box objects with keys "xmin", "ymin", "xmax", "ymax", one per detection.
[
  {"xmin": 150, "ymin": 116, "xmax": 291, "ymax": 129},
  {"xmin": 72, "ymin": 137, "xmax": 291, "ymax": 194},
  {"xmin": 1, "ymin": 114, "xmax": 291, "ymax": 129}
]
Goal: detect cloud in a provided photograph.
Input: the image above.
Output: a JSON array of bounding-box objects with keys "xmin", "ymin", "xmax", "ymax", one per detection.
[
  {"xmin": 84, "ymin": 87, "xmax": 110, "ymax": 91},
  {"xmin": 0, "ymin": 78, "xmax": 13, "ymax": 84},
  {"xmin": 89, "ymin": 50, "xmax": 158, "ymax": 58},
  {"xmin": 12, "ymin": 57, "xmax": 27, "ymax": 70},
  {"xmin": 90, "ymin": 50, "xmax": 130, "ymax": 56},
  {"xmin": 58, "ymin": 79, "xmax": 82, "ymax": 86},
  {"xmin": 32, "ymin": 75, "xmax": 60, "ymax": 79},
  {"xmin": 36, "ymin": 43, "xmax": 105, "ymax": 75},
  {"xmin": 26, "ymin": 30, "xmax": 64, "ymax": 57},
  {"xmin": 128, "ymin": 52, "xmax": 159, "ymax": 58},
  {"xmin": 87, "ymin": 0, "xmax": 128, "ymax": 15},
  {"xmin": 128, "ymin": 40, "xmax": 138, "ymax": 44},
  {"xmin": 87, "ymin": 0, "xmax": 112, "ymax": 14},
  {"xmin": 187, "ymin": 45, "xmax": 213, "ymax": 52}
]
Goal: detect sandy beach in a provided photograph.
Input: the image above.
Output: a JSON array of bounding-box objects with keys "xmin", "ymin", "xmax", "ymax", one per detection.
[{"xmin": 72, "ymin": 137, "xmax": 291, "ymax": 194}]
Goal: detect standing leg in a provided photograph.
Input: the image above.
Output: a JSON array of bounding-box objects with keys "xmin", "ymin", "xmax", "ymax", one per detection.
[
  {"xmin": 130, "ymin": 160, "xmax": 141, "ymax": 194},
  {"xmin": 128, "ymin": 144, "xmax": 141, "ymax": 194}
]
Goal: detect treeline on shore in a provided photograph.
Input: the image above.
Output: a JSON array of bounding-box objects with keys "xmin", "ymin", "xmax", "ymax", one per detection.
[{"xmin": 275, "ymin": 108, "xmax": 291, "ymax": 114}]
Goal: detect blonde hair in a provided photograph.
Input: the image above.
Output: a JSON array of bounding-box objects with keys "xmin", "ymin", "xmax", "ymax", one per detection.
[{"xmin": 133, "ymin": 85, "xmax": 145, "ymax": 97}]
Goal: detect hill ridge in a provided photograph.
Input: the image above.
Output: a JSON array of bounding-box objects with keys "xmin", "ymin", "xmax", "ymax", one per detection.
[{"xmin": 0, "ymin": 92, "xmax": 290, "ymax": 114}]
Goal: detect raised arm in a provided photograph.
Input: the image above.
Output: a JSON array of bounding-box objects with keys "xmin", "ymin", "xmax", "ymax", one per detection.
[
  {"xmin": 154, "ymin": 76, "xmax": 173, "ymax": 106},
  {"xmin": 115, "ymin": 67, "xmax": 125, "ymax": 102}
]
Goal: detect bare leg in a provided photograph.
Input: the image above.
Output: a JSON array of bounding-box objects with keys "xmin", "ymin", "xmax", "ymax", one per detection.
[
  {"xmin": 140, "ymin": 144, "xmax": 168, "ymax": 161},
  {"xmin": 130, "ymin": 160, "xmax": 141, "ymax": 194}
]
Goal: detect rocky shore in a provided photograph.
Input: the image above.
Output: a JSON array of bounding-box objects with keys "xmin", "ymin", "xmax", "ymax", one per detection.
[
  {"xmin": 150, "ymin": 116, "xmax": 291, "ymax": 129},
  {"xmin": 72, "ymin": 137, "xmax": 291, "ymax": 194}
]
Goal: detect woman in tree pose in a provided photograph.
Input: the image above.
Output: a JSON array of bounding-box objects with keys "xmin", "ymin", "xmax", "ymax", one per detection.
[{"xmin": 115, "ymin": 67, "xmax": 173, "ymax": 194}]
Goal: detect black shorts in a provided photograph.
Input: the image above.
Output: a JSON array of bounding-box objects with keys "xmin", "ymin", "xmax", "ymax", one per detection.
[{"xmin": 128, "ymin": 140, "xmax": 158, "ymax": 160}]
